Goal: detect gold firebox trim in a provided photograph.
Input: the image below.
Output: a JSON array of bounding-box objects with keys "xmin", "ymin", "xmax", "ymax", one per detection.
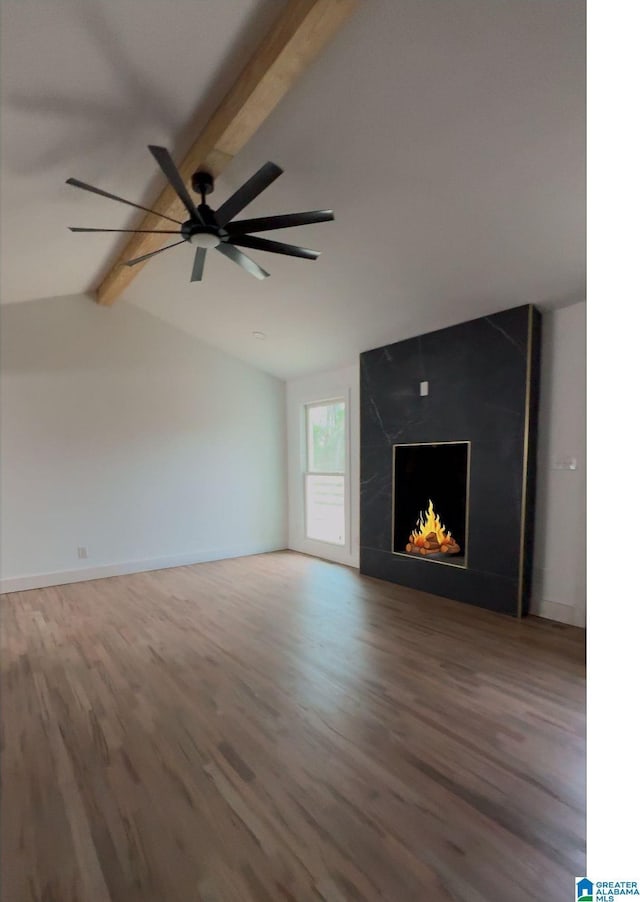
[
  {"xmin": 517, "ymin": 304, "xmax": 535, "ymax": 618},
  {"xmin": 391, "ymin": 441, "xmax": 471, "ymax": 570}
]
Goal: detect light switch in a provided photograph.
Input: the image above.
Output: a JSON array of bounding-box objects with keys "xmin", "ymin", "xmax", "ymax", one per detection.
[{"xmin": 420, "ymin": 381, "xmax": 429, "ymax": 396}]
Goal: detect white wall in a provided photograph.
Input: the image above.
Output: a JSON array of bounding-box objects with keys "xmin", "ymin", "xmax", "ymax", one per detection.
[
  {"xmin": 0, "ymin": 295, "xmax": 287, "ymax": 592},
  {"xmin": 286, "ymin": 365, "xmax": 359, "ymax": 568},
  {"xmin": 531, "ymin": 300, "xmax": 586, "ymax": 626}
]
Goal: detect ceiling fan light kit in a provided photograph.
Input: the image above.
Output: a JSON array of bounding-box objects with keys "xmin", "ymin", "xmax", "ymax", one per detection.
[{"xmin": 67, "ymin": 145, "xmax": 334, "ymax": 282}]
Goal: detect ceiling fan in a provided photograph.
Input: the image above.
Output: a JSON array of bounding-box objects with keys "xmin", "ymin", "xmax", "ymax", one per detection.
[{"xmin": 66, "ymin": 145, "xmax": 334, "ymax": 281}]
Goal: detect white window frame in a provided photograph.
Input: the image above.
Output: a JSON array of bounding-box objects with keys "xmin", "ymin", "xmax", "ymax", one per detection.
[{"xmin": 303, "ymin": 396, "xmax": 350, "ymax": 551}]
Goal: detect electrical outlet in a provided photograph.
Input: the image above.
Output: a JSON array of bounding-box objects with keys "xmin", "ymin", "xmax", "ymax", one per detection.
[
  {"xmin": 77, "ymin": 546, "xmax": 88, "ymax": 559},
  {"xmin": 551, "ymin": 456, "xmax": 578, "ymax": 471}
]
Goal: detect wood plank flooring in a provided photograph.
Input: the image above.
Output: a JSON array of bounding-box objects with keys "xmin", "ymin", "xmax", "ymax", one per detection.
[{"xmin": 1, "ymin": 551, "xmax": 585, "ymax": 901}]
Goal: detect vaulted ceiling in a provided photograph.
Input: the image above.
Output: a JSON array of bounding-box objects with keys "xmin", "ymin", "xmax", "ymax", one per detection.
[{"xmin": 1, "ymin": 0, "xmax": 585, "ymax": 379}]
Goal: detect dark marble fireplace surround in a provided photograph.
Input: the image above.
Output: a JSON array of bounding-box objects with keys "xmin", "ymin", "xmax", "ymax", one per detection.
[{"xmin": 360, "ymin": 304, "xmax": 541, "ymax": 617}]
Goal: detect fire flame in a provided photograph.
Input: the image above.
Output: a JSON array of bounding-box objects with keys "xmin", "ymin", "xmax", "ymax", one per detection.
[{"xmin": 410, "ymin": 500, "xmax": 451, "ymax": 545}]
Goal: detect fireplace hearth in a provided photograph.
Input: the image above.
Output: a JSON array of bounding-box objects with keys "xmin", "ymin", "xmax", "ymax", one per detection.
[{"xmin": 393, "ymin": 442, "xmax": 469, "ymax": 568}]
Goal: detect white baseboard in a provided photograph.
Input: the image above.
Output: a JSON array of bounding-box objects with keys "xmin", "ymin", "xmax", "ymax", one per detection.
[
  {"xmin": 0, "ymin": 543, "xmax": 285, "ymax": 594},
  {"xmin": 529, "ymin": 566, "xmax": 585, "ymax": 626},
  {"xmin": 530, "ymin": 597, "xmax": 584, "ymax": 627}
]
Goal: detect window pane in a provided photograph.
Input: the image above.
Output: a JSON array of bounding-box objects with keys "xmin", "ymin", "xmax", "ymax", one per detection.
[
  {"xmin": 306, "ymin": 401, "xmax": 346, "ymax": 473},
  {"xmin": 305, "ymin": 474, "xmax": 345, "ymax": 544}
]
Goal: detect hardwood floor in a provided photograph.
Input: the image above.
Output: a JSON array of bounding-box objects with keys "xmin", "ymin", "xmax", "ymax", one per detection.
[{"xmin": 1, "ymin": 551, "xmax": 585, "ymax": 901}]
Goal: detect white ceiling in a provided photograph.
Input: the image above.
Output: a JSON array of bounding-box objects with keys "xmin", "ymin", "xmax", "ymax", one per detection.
[{"xmin": 1, "ymin": 0, "xmax": 585, "ymax": 379}]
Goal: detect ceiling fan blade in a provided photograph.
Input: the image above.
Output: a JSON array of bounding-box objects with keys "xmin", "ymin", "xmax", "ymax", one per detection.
[
  {"xmin": 215, "ymin": 162, "xmax": 283, "ymax": 228},
  {"xmin": 66, "ymin": 178, "xmax": 183, "ymax": 225},
  {"xmin": 148, "ymin": 145, "xmax": 203, "ymax": 223},
  {"xmin": 226, "ymin": 210, "xmax": 334, "ymax": 235},
  {"xmin": 69, "ymin": 227, "xmax": 181, "ymax": 233},
  {"xmin": 216, "ymin": 242, "xmax": 269, "ymax": 279},
  {"xmin": 191, "ymin": 247, "xmax": 207, "ymax": 282},
  {"xmin": 123, "ymin": 239, "xmax": 186, "ymax": 268},
  {"xmin": 231, "ymin": 235, "xmax": 319, "ymax": 260}
]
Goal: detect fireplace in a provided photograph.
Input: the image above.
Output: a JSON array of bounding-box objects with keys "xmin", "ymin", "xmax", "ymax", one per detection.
[
  {"xmin": 392, "ymin": 442, "xmax": 470, "ymax": 568},
  {"xmin": 361, "ymin": 305, "xmax": 540, "ymax": 616}
]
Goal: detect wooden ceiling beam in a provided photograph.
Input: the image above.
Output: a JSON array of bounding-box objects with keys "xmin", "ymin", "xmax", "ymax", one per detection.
[{"xmin": 94, "ymin": 0, "xmax": 360, "ymax": 306}]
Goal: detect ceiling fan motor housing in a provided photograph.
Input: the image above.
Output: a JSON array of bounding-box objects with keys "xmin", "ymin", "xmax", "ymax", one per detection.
[{"xmin": 181, "ymin": 202, "xmax": 227, "ymax": 246}]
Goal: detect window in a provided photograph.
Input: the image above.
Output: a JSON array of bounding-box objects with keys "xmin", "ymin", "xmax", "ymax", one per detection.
[{"xmin": 304, "ymin": 399, "xmax": 346, "ymax": 545}]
